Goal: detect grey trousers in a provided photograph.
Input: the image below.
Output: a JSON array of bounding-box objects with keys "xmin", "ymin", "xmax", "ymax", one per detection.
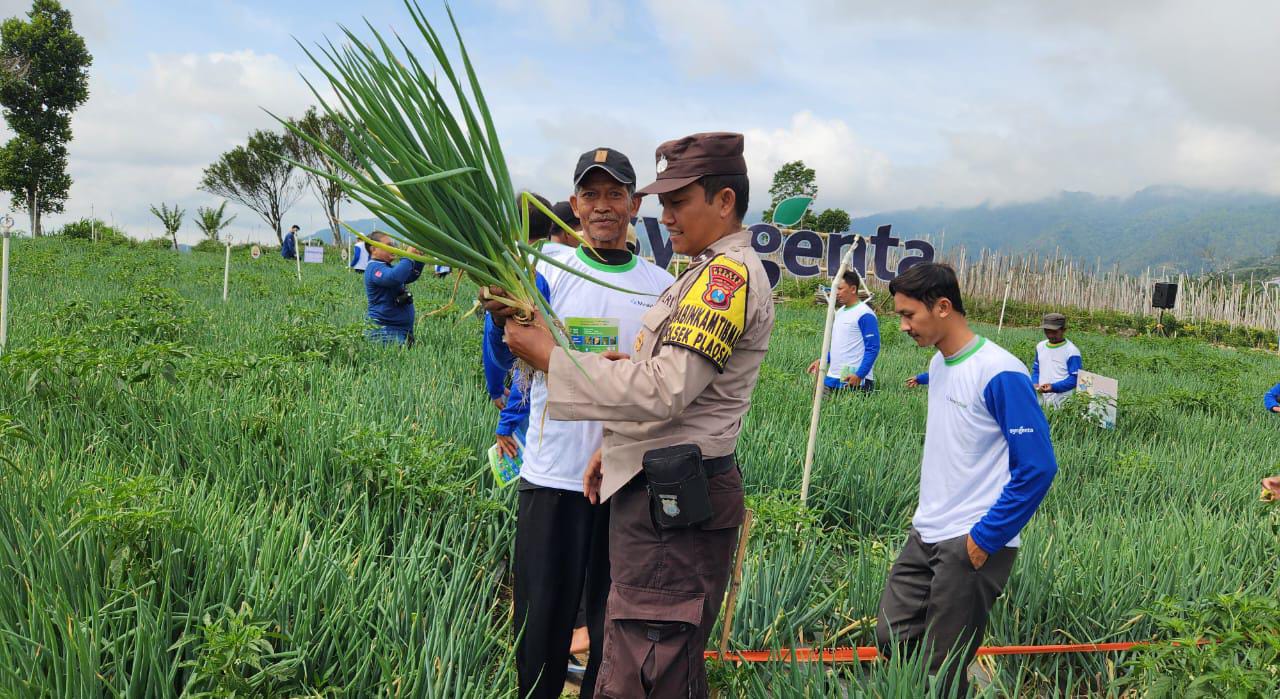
[{"xmin": 875, "ymin": 528, "xmax": 1017, "ymax": 696}]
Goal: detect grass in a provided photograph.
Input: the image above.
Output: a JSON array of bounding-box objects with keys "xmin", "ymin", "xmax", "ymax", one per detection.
[{"xmin": 2, "ymin": 237, "xmax": 1278, "ymax": 696}]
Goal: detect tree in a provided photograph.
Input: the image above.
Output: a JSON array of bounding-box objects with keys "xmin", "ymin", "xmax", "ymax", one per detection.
[
  {"xmin": 814, "ymin": 208, "xmax": 852, "ymax": 234},
  {"xmin": 0, "ymin": 0, "xmax": 92, "ymax": 236},
  {"xmin": 285, "ymin": 107, "xmax": 355, "ymax": 246},
  {"xmin": 0, "ymin": 135, "xmax": 69, "ymax": 236},
  {"xmin": 193, "ymin": 201, "xmax": 236, "ymax": 242},
  {"xmin": 200, "ymin": 128, "xmax": 304, "ymax": 245},
  {"xmin": 762, "ymin": 160, "xmax": 818, "ymax": 223},
  {"xmin": 149, "ymin": 202, "xmax": 185, "ymax": 251}
]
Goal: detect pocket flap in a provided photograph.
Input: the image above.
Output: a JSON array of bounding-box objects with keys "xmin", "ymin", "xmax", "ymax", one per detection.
[{"xmin": 608, "ymin": 583, "xmax": 704, "ymax": 626}]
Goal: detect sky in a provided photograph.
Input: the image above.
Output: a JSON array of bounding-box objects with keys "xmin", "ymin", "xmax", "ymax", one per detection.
[{"xmin": 2, "ymin": 0, "xmax": 1278, "ymax": 244}]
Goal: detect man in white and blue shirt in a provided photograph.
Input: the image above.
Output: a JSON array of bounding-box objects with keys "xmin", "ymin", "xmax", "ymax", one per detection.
[
  {"xmin": 808, "ymin": 269, "xmax": 880, "ymax": 393},
  {"xmin": 877, "ymin": 263, "xmax": 1058, "ymax": 695},
  {"xmin": 484, "ymin": 149, "xmax": 673, "ymax": 699},
  {"xmin": 1264, "ymin": 382, "xmax": 1280, "ymax": 414},
  {"xmin": 1033, "ymin": 312, "xmax": 1082, "ymax": 408}
]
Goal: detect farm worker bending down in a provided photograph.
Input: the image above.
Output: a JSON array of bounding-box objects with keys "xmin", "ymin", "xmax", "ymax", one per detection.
[
  {"xmin": 877, "ymin": 262, "xmax": 1059, "ymax": 697},
  {"xmin": 1266, "ymin": 381, "xmax": 1280, "ymax": 414},
  {"xmin": 491, "ymin": 132, "xmax": 775, "ymax": 699},
  {"xmin": 1033, "ymin": 312, "xmax": 1082, "ymax": 408},
  {"xmin": 484, "ymin": 151, "xmax": 674, "ymax": 699},
  {"xmin": 281, "ymin": 224, "xmax": 299, "ymax": 260},
  {"xmin": 363, "ymin": 231, "xmax": 424, "ymax": 346},
  {"xmin": 807, "ymin": 268, "xmax": 880, "ymax": 394}
]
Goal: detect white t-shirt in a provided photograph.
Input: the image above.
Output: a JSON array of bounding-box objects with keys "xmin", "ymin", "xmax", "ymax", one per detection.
[
  {"xmin": 523, "ymin": 246, "xmax": 674, "ymax": 491},
  {"xmin": 1034, "ymin": 339, "xmax": 1082, "ymax": 408},
  {"xmin": 913, "ymin": 337, "xmax": 1057, "ymax": 550},
  {"xmin": 826, "ymin": 301, "xmax": 878, "ymax": 382}
]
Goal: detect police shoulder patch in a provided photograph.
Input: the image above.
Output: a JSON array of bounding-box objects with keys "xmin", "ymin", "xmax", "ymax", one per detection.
[{"xmin": 662, "ymin": 255, "xmax": 748, "ymax": 371}]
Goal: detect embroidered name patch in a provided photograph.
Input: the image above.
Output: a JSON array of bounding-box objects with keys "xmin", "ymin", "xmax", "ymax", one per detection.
[{"xmin": 663, "ymin": 256, "xmax": 748, "ymax": 371}]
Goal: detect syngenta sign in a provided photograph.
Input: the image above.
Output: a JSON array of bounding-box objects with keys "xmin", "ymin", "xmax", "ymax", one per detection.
[{"xmin": 636, "ymin": 218, "xmax": 936, "ymax": 288}]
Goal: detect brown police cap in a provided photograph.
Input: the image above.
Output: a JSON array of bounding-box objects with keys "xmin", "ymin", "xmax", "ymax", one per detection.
[
  {"xmin": 1040, "ymin": 313, "xmax": 1067, "ymax": 330},
  {"xmin": 636, "ymin": 132, "xmax": 747, "ymax": 196}
]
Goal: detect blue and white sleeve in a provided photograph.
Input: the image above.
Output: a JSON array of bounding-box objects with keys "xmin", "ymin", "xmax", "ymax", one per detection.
[
  {"xmin": 916, "ymin": 372, "xmax": 929, "ymax": 385},
  {"xmin": 855, "ymin": 314, "xmax": 880, "ymax": 379},
  {"xmin": 1266, "ymin": 382, "xmax": 1280, "ymax": 412},
  {"xmin": 1030, "ymin": 356, "xmax": 1040, "ymax": 385},
  {"xmin": 971, "ymin": 371, "xmax": 1058, "ymax": 553},
  {"xmin": 1051, "ymin": 354, "xmax": 1082, "ymax": 393},
  {"xmin": 481, "ymin": 272, "xmax": 551, "ymax": 400}
]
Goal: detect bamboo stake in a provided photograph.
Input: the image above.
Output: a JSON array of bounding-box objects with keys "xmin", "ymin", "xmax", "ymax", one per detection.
[
  {"xmin": 718, "ymin": 509, "xmax": 754, "ymax": 660},
  {"xmin": 801, "ymin": 244, "xmax": 856, "ymax": 506},
  {"xmin": 997, "ymin": 267, "xmax": 1015, "ymax": 335},
  {"xmin": 0, "ymin": 216, "xmax": 11, "ymax": 353},
  {"xmin": 222, "ymin": 241, "xmax": 231, "ymax": 302}
]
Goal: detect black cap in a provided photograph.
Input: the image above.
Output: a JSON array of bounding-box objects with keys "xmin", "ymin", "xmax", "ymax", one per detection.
[
  {"xmin": 550, "ymin": 201, "xmax": 580, "ymax": 230},
  {"xmin": 573, "ymin": 147, "xmax": 636, "ymax": 188}
]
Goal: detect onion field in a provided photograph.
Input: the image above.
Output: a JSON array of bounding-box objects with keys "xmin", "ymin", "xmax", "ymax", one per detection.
[{"xmin": 2, "ymin": 238, "xmax": 1278, "ymax": 697}]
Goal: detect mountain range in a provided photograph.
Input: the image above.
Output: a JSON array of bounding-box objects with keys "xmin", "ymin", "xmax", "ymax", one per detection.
[{"xmin": 850, "ymin": 186, "xmax": 1280, "ymax": 275}]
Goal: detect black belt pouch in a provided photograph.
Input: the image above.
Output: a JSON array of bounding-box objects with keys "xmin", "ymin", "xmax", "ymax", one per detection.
[{"xmin": 642, "ymin": 444, "xmax": 713, "ymax": 529}]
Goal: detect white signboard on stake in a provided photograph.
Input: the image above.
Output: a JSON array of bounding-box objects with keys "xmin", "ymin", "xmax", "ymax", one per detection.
[
  {"xmin": 1077, "ymin": 370, "xmax": 1118, "ymax": 429},
  {"xmin": 303, "ymin": 245, "xmax": 324, "ymax": 264},
  {"xmin": 251, "ymin": 245, "xmax": 262, "ymax": 260}
]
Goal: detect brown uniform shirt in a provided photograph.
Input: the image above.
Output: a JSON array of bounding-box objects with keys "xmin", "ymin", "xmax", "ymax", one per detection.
[{"xmin": 546, "ymin": 229, "xmax": 775, "ymax": 501}]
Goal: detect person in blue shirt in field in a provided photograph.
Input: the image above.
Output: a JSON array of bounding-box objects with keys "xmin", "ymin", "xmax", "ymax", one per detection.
[
  {"xmin": 281, "ymin": 224, "xmax": 299, "ymax": 260},
  {"xmin": 1266, "ymin": 381, "xmax": 1280, "ymax": 414},
  {"xmin": 364, "ymin": 231, "xmax": 424, "ymax": 346}
]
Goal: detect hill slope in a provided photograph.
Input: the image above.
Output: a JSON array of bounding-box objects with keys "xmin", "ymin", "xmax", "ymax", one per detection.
[{"xmin": 850, "ymin": 187, "xmax": 1280, "ymax": 274}]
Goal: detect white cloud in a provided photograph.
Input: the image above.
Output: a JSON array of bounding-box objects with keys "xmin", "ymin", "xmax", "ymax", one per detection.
[
  {"xmin": 744, "ymin": 112, "xmax": 892, "ymax": 213},
  {"xmin": 643, "ymin": 0, "xmax": 774, "ymax": 78},
  {"xmin": 53, "ymin": 49, "xmax": 343, "ymax": 243}
]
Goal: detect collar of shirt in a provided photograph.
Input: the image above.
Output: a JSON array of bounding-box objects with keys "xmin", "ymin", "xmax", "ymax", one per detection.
[{"xmin": 689, "ymin": 228, "xmax": 750, "ymax": 265}]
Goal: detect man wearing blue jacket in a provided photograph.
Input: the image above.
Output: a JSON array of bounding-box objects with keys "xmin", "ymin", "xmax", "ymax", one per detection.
[
  {"xmin": 363, "ymin": 231, "xmax": 424, "ymax": 345},
  {"xmin": 807, "ymin": 269, "xmax": 880, "ymax": 393},
  {"xmin": 1267, "ymin": 382, "xmax": 1280, "ymax": 414},
  {"xmin": 281, "ymin": 225, "xmax": 299, "ymax": 260},
  {"xmin": 877, "ymin": 263, "xmax": 1058, "ymax": 695}
]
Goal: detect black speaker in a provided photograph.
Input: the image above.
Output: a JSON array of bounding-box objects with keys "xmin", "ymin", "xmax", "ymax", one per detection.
[{"xmin": 1152, "ymin": 282, "xmax": 1178, "ymax": 309}]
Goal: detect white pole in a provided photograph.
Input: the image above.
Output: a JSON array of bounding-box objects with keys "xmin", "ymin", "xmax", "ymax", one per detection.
[
  {"xmin": 295, "ymin": 238, "xmax": 302, "ymax": 282},
  {"xmin": 801, "ymin": 243, "xmax": 856, "ymax": 506},
  {"xmin": 0, "ymin": 215, "xmax": 13, "ymax": 354},
  {"xmin": 997, "ymin": 266, "xmax": 1015, "ymax": 335},
  {"xmin": 222, "ymin": 241, "xmax": 231, "ymax": 302}
]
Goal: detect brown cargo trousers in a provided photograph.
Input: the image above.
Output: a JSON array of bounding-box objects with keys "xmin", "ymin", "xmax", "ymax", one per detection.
[
  {"xmin": 595, "ymin": 467, "xmax": 745, "ymax": 698},
  {"xmin": 875, "ymin": 528, "xmax": 1017, "ymax": 696}
]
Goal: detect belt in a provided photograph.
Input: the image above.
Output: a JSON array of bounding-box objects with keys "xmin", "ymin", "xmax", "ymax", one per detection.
[{"xmin": 704, "ymin": 453, "xmax": 737, "ymax": 477}]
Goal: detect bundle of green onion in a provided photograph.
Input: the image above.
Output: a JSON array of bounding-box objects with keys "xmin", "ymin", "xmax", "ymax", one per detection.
[{"xmin": 279, "ymin": 1, "xmax": 610, "ymax": 337}]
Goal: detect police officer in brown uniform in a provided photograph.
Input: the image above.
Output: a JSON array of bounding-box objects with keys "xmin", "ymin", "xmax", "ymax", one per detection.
[{"xmin": 494, "ymin": 132, "xmax": 774, "ymax": 698}]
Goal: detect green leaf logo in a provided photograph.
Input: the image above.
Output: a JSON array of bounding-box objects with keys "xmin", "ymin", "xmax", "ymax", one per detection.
[{"xmin": 771, "ymin": 196, "xmax": 813, "ymax": 228}]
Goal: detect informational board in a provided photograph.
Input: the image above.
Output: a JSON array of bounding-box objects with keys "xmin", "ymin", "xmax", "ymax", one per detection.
[
  {"xmin": 1077, "ymin": 370, "xmax": 1118, "ymax": 429},
  {"xmin": 303, "ymin": 245, "xmax": 324, "ymax": 264},
  {"xmin": 250, "ymin": 245, "xmax": 261, "ymax": 260}
]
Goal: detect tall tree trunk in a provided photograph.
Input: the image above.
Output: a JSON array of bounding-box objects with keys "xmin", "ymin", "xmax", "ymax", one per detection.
[
  {"xmin": 170, "ymin": 230, "xmax": 178, "ymax": 251},
  {"xmin": 27, "ymin": 190, "xmax": 37, "ymax": 237}
]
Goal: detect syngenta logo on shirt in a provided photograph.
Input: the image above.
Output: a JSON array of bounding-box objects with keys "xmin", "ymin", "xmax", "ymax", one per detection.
[
  {"xmin": 946, "ymin": 394, "xmax": 969, "ymax": 408},
  {"xmin": 1009, "ymin": 426, "xmax": 1036, "ymax": 436}
]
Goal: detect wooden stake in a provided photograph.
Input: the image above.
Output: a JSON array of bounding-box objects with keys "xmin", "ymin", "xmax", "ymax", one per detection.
[
  {"xmin": 222, "ymin": 241, "xmax": 231, "ymax": 302},
  {"xmin": 801, "ymin": 244, "xmax": 856, "ymax": 506},
  {"xmin": 718, "ymin": 509, "xmax": 754, "ymax": 660}
]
